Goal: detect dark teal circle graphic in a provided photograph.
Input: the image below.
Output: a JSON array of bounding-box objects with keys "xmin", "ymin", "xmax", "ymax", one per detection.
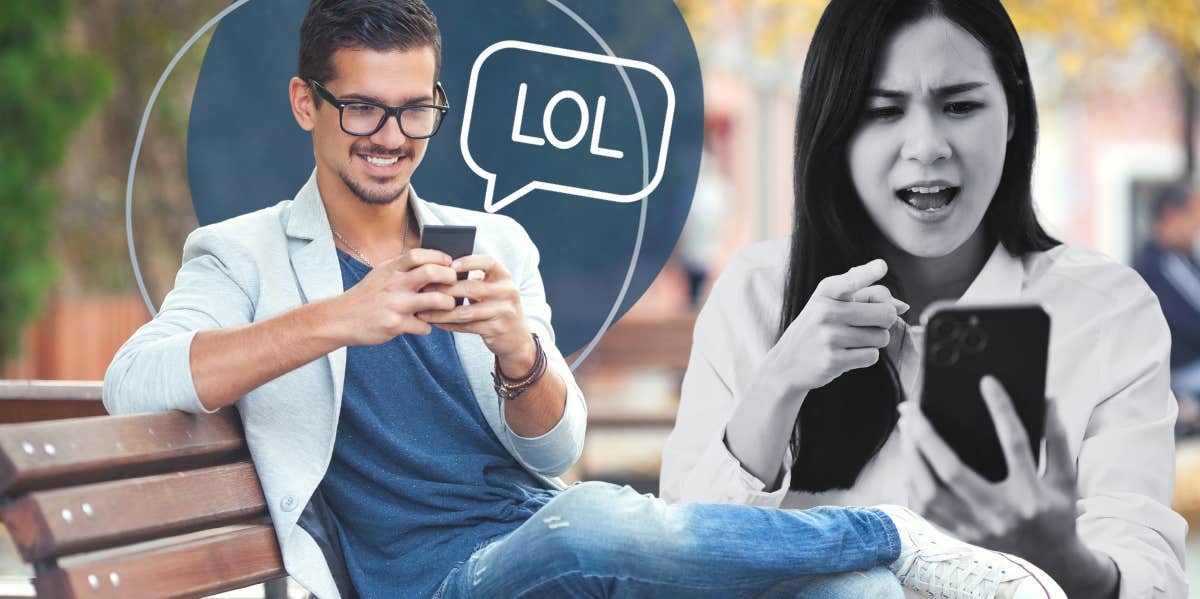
[{"xmin": 186, "ymin": 0, "xmax": 703, "ymax": 358}]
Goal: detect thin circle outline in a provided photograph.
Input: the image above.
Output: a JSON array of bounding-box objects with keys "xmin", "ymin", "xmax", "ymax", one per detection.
[
  {"xmin": 125, "ymin": 0, "xmax": 253, "ymax": 318},
  {"xmin": 124, "ymin": 0, "xmax": 657, "ymax": 371}
]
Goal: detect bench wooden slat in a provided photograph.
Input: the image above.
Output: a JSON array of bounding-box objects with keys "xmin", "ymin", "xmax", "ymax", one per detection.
[
  {"xmin": 0, "ymin": 381, "xmax": 104, "ymax": 402},
  {"xmin": 586, "ymin": 406, "xmax": 678, "ymax": 428},
  {"xmin": 0, "ymin": 410, "xmax": 245, "ymax": 495},
  {"xmin": 0, "ymin": 399, "xmax": 108, "ymax": 425},
  {"xmin": 0, "ymin": 381, "xmax": 107, "ymax": 425},
  {"xmin": 570, "ymin": 313, "xmax": 696, "ymax": 371},
  {"xmin": 3, "ymin": 462, "xmax": 267, "ymax": 561},
  {"xmin": 32, "ymin": 523, "xmax": 284, "ymax": 599}
]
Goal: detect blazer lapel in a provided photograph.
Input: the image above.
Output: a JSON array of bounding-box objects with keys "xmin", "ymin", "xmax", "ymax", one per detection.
[{"xmin": 285, "ymin": 171, "xmax": 347, "ymax": 422}]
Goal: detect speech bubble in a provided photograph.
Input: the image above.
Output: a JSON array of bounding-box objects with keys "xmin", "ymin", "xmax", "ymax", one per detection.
[{"xmin": 460, "ymin": 40, "xmax": 676, "ymax": 213}]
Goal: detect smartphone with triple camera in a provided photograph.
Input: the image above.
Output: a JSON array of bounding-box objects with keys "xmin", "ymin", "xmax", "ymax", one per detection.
[
  {"xmin": 919, "ymin": 303, "xmax": 1049, "ymax": 482},
  {"xmin": 419, "ymin": 225, "xmax": 476, "ymax": 306}
]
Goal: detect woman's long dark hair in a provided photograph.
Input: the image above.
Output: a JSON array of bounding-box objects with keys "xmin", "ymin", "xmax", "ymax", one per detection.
[{"xmin": 782, "ymin": 0, "xmax": 1059, "ymax": 492}]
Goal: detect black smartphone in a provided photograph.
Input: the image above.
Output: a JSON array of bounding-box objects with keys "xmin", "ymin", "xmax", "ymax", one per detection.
[
  {"xmin": 419, "ymin": 224, "xmax": 476, "ymax": 306},
  {"xmin": 919, "ymin": 303, "xmax": 1049, "ymax": 482}
]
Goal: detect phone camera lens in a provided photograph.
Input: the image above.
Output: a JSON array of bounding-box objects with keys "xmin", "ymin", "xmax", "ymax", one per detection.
[
  {"xmin": 963, "ymin": 329, "xmax": 987, "ymax": 353},
  {"xmin": 931, "ymin": 317, "xmax": 962, "ymax": 341},
  {"xmin": 931, "ymin": 342, "xmax": 959, "ymax": 366}
]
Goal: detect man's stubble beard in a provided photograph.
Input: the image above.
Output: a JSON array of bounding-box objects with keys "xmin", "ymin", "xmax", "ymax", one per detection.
[
  {"xmin": 338, "ymin": 140, "xmax": 415, "ymax": 205},
  {"xmin": 339, "ymin": 169, "xmax": 410, "ymax": 206}
]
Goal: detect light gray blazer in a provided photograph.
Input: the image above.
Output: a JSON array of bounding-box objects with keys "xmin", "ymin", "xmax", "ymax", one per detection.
[{"xmin": 103, "ymin": 171, "xmax": 588, "ymax": 599}]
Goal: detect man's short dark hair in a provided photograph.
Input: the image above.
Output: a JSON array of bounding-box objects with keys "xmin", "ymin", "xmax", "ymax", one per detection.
[
  {"xmin": 298, "ymin": 0, "xmax": 441, "ymax": 105},
  {"xmin": 1152, "ymin": 182, "xmax": 1194, "ymax": 222}
]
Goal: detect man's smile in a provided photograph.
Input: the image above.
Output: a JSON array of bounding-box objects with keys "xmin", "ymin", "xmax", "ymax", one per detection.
[
  {"xmin": 365, "ymin": 155, "xmax": 399, "ymax": 166},
  {"xmin": 354, "ymin": 147, "xmax": 409, "ymax": 175}
]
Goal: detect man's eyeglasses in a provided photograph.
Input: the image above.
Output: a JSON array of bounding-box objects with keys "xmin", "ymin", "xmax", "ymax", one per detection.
[{"xmin": 308, "ymin": 79, "xmax": 450, "ymax": 139}]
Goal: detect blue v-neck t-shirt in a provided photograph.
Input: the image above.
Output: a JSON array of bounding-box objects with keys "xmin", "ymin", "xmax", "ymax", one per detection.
[{"xmin": 318, "ymin": 249, "xmax": 556, "ymax": 598}]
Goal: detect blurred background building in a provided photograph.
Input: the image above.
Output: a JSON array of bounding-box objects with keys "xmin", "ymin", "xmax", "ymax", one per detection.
[{"xmin": 1, "ymin": 0, "xmax": 1199, "ymax": 595}]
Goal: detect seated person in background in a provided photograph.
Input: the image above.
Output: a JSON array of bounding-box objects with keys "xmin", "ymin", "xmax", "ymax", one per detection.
[
  {"xmin": 1134, "ymin": 182, "xmax": 1200, "ymax": 436},
  {"xmin": 663, "ymin": 0, "xmax": 1188, "ymax": 597}
]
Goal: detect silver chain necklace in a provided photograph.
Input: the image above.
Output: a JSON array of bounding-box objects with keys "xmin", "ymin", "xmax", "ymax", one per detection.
[{"xmin": 331, "ymin": 216, "xmax": 410, "ymax": 268}]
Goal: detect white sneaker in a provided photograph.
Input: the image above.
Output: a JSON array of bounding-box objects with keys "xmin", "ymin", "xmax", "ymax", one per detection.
[{"xmin": 875, "ymin": 505, "xmax": 1067, "ymax": 599}]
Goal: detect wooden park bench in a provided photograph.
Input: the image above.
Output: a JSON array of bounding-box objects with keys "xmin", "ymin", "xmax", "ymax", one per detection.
[{"xmin": 0, "ymin": 381, "xmax": 289, "ymax": 598}]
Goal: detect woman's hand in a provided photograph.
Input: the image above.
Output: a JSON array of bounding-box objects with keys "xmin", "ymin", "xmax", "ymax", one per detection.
[
  {"xmin": 724, "ymin": 259, "xmax": 907, "ymax": 487},
  {"xmin": 766, "ymin": 259, "xmax": 908, "ymax": 393},
  {"xmin": 898, "ymin": 376, "xmax": 1120, "ymax": 597}
]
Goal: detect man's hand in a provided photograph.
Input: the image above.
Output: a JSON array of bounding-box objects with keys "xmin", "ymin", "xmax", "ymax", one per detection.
[
  {"xmin": 417, "ymin": 253, "xmax": 566, "ymax": 438},
  {"xmin": 330, "ymin": 249, "xmax": 459, "ymax": 346},
  {"xmin": 189, "ymin": 249, "xmax": 456, "ymax": 411},
  {"xmin": 416, "ymin": 254, "xmax": 536, "ymax": 375}
]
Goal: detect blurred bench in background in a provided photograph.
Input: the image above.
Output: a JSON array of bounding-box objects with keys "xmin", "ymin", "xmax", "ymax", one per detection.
[
  {"xmin": 568, "ymin": 313, "xmax": 696, "ymax": 492},
  {"xmin": 571, "ymin": 312, "xmax": 697, "ymax": 372},
  {"xmin": 1174, "ymin": 438, "xmax": 1200, "ymax": 535}
]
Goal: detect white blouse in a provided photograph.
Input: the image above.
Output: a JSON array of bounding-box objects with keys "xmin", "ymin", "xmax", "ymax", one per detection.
[{"xmin": 661, "ymin": 238, "xmax": 1188, "ymax": 599}]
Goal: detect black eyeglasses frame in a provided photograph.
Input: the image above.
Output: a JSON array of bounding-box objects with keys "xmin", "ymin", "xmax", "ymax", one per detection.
[{"xmin": 307, "ymin": 79, "xmax": 450, "ymax": 139}]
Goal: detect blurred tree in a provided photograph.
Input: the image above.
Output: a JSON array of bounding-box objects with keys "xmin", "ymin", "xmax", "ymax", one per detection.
[
  {"xmin": 53, "ymin": 1, "xmax": 226, "ymax": 304},
  {"xmin": 677, "ymin": 0, "xmax": 1200, "ymax": 175},
  {"xmin": 0, "ymin": 0, "xmax": 110, "ymax": 364}
]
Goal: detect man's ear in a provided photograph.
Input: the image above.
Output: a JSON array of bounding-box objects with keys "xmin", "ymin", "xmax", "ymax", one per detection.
[{"xmin": 289, "ymin": 77, "xmax": 316, "ymax": 132}]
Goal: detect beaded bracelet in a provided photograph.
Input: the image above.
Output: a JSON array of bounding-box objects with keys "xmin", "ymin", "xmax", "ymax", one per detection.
[{"xmin": 492, "ymin": 333, "xmax": 547, "ymax": 401}]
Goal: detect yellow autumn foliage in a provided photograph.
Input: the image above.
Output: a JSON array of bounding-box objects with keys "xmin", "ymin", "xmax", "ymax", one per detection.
[{"xmin": 676, "ymin": 0, "xmax": 1200, "ymax": 84}]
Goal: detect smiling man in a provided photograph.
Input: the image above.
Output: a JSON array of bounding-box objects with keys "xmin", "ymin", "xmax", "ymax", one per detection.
[{"xmin": 104, "ymin": 2, "xmax": 1068, "ymax": 598}]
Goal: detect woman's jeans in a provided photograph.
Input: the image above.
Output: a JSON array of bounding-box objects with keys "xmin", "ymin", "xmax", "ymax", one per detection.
[{"xmin": 435, "ymin": 481, "xmax": 903, "ymax": 598}]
